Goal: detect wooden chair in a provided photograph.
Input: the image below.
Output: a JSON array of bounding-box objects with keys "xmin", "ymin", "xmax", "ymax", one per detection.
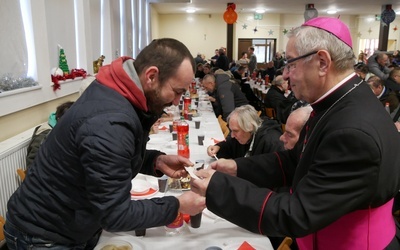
[
  {"xmin": 277, "ymin": 237, "xmax": 293, "ymax": 250},
  {"xmin": 0, "ymin": 215, "xmax": 5, "ymax": 242},
  {"xmin": 265, "ymin": 107, "xmax": 276, "ymax": 119},
  {"xmin": 217, "ymin": 115, "xmax": 228, "ymax": 131},
  {"xmin": 281, "ymin": 123, "xmax": 286, "ymax": 133},
  {"xmin": 217, "ymin": 115, "xmax": 225, "ymax": 126},
  {"xmin": 17, "ymin": 168, "xmax": 26, "ymax": 182},
  {"xmin": 223, "ymin": 127, "xmax": 230, "ymax": 138}
]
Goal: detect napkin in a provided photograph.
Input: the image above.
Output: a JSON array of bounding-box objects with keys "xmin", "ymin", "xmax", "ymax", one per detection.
[{"xmin": 237, "ymin": 241, "xmax": 256, "ymax": 250}]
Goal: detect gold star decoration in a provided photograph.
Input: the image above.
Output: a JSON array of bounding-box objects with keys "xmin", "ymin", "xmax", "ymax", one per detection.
[
  {"xmin": 268, "ymin": 29, "xmax": 274, "ymax": 35},
  {"xmin": 283, "ymin": 29, "xmax": 288, "ymax": 35},
  {"xmin": 368, "ymin": 28, "xmax": 372, "ymax": 34},
  {"xmin": 357, "ymin": 32, "xmax": 362, "ymax": 37},
  {"xmin": 253, "ymin": 27, "xmax": 258, "ymax": 33},
  {"xmin": 242, "ymin": 24, "xmax": 247, "ymax": 29}
]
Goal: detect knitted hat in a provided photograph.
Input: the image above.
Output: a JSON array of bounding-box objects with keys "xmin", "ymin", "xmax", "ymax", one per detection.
[{"xmin": 302, "ymin": 17, "xmax": 352, "ymax": 48}]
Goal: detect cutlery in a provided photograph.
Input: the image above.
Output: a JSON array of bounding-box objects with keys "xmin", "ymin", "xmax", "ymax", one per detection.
[{"xmin": 213, "ymin": 154, "xmax": 219, "ymax": 161}]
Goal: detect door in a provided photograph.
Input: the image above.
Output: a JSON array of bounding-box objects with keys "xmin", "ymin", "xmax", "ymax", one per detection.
[{"xmin": 238, "ymin": 38, "xmax": 277, "ymax": 70}]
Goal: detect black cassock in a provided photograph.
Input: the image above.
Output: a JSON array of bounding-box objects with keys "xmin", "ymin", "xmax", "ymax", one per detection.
[{"xmin": 205, "ymin": 75, "xmax": 400, "ymax": 249}]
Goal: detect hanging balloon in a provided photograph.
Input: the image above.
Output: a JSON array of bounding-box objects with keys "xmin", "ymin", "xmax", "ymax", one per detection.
[
  {"xmin": 381, "ymin": 5, "xmax": 396, "ymax": 26},
  {"xmin": 223, "ymin": 4, "xmax": 237, "ymax": 24}
]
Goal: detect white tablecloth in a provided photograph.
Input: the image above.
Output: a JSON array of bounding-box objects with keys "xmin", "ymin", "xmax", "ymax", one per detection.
[{"xmin": 96, "ymin": 99, "xmax": 273, "ymax": 250}]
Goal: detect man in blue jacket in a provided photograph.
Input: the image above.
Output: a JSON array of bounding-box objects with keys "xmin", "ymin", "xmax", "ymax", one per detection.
[{"xmin": 5, "ymin": 38, "xmax": 205, "ymax": 249}]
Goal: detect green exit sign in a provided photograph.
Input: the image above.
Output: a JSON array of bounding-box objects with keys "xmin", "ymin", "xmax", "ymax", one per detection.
[{"xmin": 254, "ymin": 13, "xmax": 263, "ymax": 20}]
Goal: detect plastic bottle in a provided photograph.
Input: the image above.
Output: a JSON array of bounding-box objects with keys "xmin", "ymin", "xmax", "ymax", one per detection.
[
  {"xmin": 177, "ymin": 117, "xmax": 190, "ymax": 158},
  {"xmin": 265, "ymin": 75, "xmax": 269, "ymax": 84},
  {"xmin": 183, "ymin": 94, "xmax": 191, "ymax": 120},
  {"xmin": 385, "ymin": 102, "xmax": 390, "ymax": 113},
  {"xmin": 165, "ymin": 212, "xmax": 184, "ymax": 236}
]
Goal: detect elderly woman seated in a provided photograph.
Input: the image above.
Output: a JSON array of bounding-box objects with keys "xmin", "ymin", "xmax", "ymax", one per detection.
[{"xmin": 207, "ymin": 105, "xmax": 284, "ymax": 159}]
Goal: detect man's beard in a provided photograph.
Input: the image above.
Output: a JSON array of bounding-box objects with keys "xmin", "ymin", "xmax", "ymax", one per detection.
[{"xmin": 146, "ymin": 87, "xmax": 171, "ymax": 114}]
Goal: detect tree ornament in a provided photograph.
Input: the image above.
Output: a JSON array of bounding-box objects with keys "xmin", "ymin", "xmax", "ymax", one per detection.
[
  {"xmin": 223, "ymin": 3, "xmax": 237, "ymax": 24},
  {"xmin": 51, "ymin": 67, "xmax": 63, "ymax": 77},
  {"xmin": 58, "ymin": 45, "xmax": 70, "ymax": 76},
  {"xmin": 381, "ymin": 5, "xmax": 396, "ymax": 26}
]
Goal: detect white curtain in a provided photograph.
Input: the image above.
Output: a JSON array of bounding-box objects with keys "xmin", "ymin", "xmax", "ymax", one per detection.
[{"xmin": 0, "ymin": 0, "xmax": 28, "ymax": 77}]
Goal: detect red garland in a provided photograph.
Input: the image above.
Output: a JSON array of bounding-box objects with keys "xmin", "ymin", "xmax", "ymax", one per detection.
[{"xmin": 51, "ymin": 68, "xmax": 87, "ymax": 91}]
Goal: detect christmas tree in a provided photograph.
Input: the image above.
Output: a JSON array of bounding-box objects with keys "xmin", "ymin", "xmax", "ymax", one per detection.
[{"xmin": 58, "ymin": 46, "xmax": 70, "ymax": 75}]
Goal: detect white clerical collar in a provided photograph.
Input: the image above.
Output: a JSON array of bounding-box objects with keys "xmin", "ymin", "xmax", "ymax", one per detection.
[
  {"xmin": 377, "ymin": 86, "xmax": 386, "ymax": 99},
  {"xmin": 312, "ymin": 73, "xmax": 356, "ymax": 105}
]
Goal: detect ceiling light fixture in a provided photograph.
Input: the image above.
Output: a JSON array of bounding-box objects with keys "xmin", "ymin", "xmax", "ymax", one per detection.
[
  {"xmin": 327, "ymin": 9, "xmax": 337, "ymax": 14},
  {"xmin": 255, "ymin": 9, "xmax": 265, "ymax": 14},
  {"xmin": 186, "ymin": 8, "xmax": 196, "ymax": 13}
]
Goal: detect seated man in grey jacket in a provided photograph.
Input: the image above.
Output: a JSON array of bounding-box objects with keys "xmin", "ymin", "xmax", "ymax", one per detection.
[
  {"xmin": 202, "ymin": 72, "xmax": 248, "ymax": 121},
  {"xmin": 367, "ymin": 52, "xmax": 392, "ymax": 80}
]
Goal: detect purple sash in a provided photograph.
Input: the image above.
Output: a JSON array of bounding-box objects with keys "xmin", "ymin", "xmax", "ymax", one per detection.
[{"xmin": 297, "ymin": 199, "xmax": 395, "ymax": 250}]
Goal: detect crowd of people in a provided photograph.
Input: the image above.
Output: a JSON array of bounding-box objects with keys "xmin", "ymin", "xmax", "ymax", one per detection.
[
  {"xmin": 354, "ymin": 50, "xmax": 400, "ymax": 130},
  {"xmin": 4, "ymin": 17, "xmax": 400, "ymax": 250}
]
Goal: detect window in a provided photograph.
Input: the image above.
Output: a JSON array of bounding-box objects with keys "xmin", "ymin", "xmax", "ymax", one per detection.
[
  {"xmin": 0, "ymin": 0, "xmax": 37, "ymax": 92},
  {"xmin": 253, "ymin": 39, "xmax": 276, "ymax": 63},
  {"xmin": 359, "ymin": 39, "xmax": 379, "ymax": 58}
]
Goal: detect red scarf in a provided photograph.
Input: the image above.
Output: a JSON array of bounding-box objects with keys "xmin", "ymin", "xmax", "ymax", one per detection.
[{"xmin": 96, "ymin": 56, "xmax": 148, "ymax": 112}]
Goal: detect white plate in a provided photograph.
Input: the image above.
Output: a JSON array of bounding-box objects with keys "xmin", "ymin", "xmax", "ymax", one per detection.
[
  {"xmin": 95, "ymin": 236, "xmax": 145, "ymax": 250},
  {"xmin": 131, "ymin": 179, "xmax": 151, "ymax": 195},
  {"xmin": 130, "ymin": 174, "xmax": 159, "ymax": 199}
]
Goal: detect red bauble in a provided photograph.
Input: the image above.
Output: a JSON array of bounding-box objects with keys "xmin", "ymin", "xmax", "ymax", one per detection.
[{"xmin": 223, "ymin": 8, "xmax": 237, "ymax": 24}]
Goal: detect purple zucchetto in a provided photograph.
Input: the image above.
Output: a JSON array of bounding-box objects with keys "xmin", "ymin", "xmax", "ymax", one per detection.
[{"xmin": 302, "ymin": 17, "xmax": 352, "ymax": 49}]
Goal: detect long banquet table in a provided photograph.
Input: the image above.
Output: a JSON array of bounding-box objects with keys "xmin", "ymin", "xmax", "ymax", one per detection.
[{"xmin": 95, "ymin": 97, "xmax": 273, "ymax": 250}]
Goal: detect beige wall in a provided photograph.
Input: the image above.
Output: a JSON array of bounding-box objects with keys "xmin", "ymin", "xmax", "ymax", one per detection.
[
  {"xmin": 0, "ymin": 93, "xmax": 79, "ymax": 142},
  {"xmin": 153, "ymin": 12, "xmax": 364, "ymax": 60},
  {"xmin": 155, "ymin": 13, "xmax": 227, "ymax": 60}
]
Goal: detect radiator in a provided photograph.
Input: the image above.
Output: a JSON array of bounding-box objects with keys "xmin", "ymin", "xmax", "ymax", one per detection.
[{"xmin": 0, "ymin": 128, "xmax": 33, "ymax": 218}]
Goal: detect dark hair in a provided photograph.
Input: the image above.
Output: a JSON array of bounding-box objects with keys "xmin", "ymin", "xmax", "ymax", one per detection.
[
  {"xmin": 367, "ymin": 76, "xmax": 384, "ymax": 88},
  {"xmin": 275, "ymin": 67, "xmax": 284, "ymax": 76},
  {"xmin": 134, "ymin": 38, "xmax": 195, "ymax": 85},
  {"xmin": 203, "ymin": 64, "xmax": 211, "ymax": 69},
  {"xmin": 55, "ymin": 101, "xmax": 74, "ymax": 121},
  {"xmin": 238, "ymin": 65, "xmax": 246, "ymax": 71},
  {"xmin": 354, "ymin": 63, "xmax": 369, "ymax": 74}
]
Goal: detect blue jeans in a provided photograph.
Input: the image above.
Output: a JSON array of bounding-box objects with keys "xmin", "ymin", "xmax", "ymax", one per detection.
[{"xmin": 4, "ymin": 217, "xmax": 101, "ymax": 250}]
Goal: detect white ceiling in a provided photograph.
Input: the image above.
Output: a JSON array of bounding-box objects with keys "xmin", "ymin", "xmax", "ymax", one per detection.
[{"xmin": 150, "ymin": 0, "xmax": 400, "ymax": 16}]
